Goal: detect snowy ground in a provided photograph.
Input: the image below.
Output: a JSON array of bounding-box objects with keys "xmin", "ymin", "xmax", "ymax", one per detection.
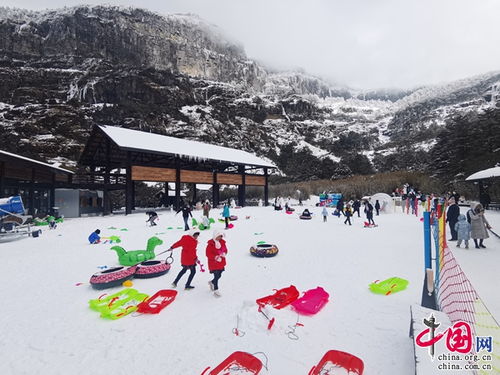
[{"xmin": 1, "ymin": 204, "xmax": 499, "ymax": 375}]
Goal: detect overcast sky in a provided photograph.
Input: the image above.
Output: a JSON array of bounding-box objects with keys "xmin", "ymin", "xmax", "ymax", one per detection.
[{"xmin": 3, "ymin": 0, "xmax": 500, "ymax": 89}]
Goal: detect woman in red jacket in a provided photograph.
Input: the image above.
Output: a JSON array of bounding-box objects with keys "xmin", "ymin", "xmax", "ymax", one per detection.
[
  {"xmin": 206, "ymin": 230, "xmax": 228, "ymax": 297},
  {"xmin": 168, "ymin": 229, "xmax": 200, "ymax": 290}
]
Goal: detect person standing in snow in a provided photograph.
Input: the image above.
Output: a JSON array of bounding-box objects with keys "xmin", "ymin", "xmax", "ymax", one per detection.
[
  {"xmin": 364, "ymin": 201, "xmax": 375, "ymax": 225},
  {"xmin": 374, "ymin": 200, "xmax": 381, "ymax": 216},
  {"xmin": 336, "ymin": 198, "xmax": 344, "ymax": 217},
  {"xmin": 446, "ymin": 197, "xmax": 460, "ymax": 241},
  {"xmin": 352, "ymin": 199, "xmax": 361, "ymax": 217},
  {"xmin": 321, "ymin": 206, "xmax": 328, "ymax": 222},
  {"xmin": 467, "ymin": 203, "xmax": 491, "ymax": 249},
  {"xmin": 222, "ymin": 202, "xmax": 231, "ymax": 229},
  {"xmin": 176, "ymin": 204, "xmax": 193, "ymax": 231},
  {"xmin": 168, "ymin": 230, "xmax": 200, "ymax": 290},
  {"xmin": 454, "ymin": 214, "xmax": 471, "ymax": 249},
  {"xmin": 202, "ymin": 200, "xmax": 211, "ymax": 218},
  {"xmin": 343, "ymin": 203, "xmax": 353, "ymax": 225},
  {"xmin": 206, "ymin": 230, "xmax": 228, "ymax": 297}
]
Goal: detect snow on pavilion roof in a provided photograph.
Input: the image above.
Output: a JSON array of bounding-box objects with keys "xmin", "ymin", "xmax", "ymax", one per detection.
[
  {"xmin": 465, "ymin": 166, "xmax": 500, "ymax": 181},
  {"xmin": 99, "ymin": 125, "xmax": 275, "ymax": 168}
]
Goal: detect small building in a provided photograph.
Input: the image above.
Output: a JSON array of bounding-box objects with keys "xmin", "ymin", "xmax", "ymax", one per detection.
[{"xmin": 0, "ymin": 150, "xmax": 74, "ymax": 216}]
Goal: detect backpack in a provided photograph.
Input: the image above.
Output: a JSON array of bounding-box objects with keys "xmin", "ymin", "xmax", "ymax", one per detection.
[{"xmin": 466, "ymin": 210, "xmax": 472, "ymax": 224}]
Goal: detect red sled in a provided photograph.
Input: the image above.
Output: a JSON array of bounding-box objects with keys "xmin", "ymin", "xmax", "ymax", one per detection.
[
  {"xmin": 201, "ymin": 351, "xmax": 263, "ymax": 374},
  {"xmin": 309, "ymin": 350, "xmax": 364, "ymax": 375},
  {"xmin": 136, "ymin": 289, "xmax": 177, "ymax": 314},
  {"xmin": 256, "ymin": 285, "xmax": 300, "ymax": 309}
]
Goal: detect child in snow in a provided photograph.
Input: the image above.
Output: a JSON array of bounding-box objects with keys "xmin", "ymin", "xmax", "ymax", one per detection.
[
  {"xmin": 168, "ymin": 229, "xmax": 200, "ymax": 290},
  {"xmin": 88, "ymin": 229, "xmax": 101, "ymax": 244},
  {"xmin": 301, "ymin": 208, "xmax": 312, "ymax": 218},
  {"xmin": 343, "ymin": 204, "xmax": 353, "ymax": 225},
  {"xmin": 145, "ymin": 211, "xmax": 158, "ymax": 226},
  {"xmin": 454, "ymin": 214, "xmax": 471, "ymax": 249},
  {"xmin": 364, "ymin": 201, "xmax": 376, "ymax": 226},
  {"xmin": 206, "ymin": 230, "xmax": 228, "ymax": 297},
  {"xmin": 222, "ymin": 202, "xmax": 231, "ymax": 229},
  {"xmin": 321, "ymin": 206, "xmax": 328, "ymax": 222},
  {"xmin": 374, "ymin": 200, "xmax": 381, "ymax": 216}
]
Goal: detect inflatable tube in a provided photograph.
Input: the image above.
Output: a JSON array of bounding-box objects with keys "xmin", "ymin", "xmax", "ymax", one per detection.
[
  {"xmin": 134, "ymin": 260, "xmax": 171, "ymax": 279},
  {"xmin": 89, "ymin": 266, "xmax": 137, "ymax": 290},
  {"xmin": 250, "ymin": 243, "xmax": 279, "ymax": 258},
  {"xmin": 229, "ymin": 215, "xmax": 238, "ymax": 221},
  {"xmin": 299, "ymin": 215, "xmax": 312, "ymax": 220}
]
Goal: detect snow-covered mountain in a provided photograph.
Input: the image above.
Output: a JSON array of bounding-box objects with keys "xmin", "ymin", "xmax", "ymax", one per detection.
[{"xmin": 0, "ymin": 5, "xmax": 499, "ymax": 181}]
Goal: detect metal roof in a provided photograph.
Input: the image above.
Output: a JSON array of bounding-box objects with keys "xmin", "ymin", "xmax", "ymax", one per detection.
[
  {"xmin": 97, "ymin": 125, "xmax": 275, "ymax": 169},
  {"xmin": 0, "ymin": 150, "xmax": 74, "ymax": 174}
]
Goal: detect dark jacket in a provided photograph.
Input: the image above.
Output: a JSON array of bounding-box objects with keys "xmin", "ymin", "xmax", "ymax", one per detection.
[
  {"xmin": 446, "ymin": 204, "xmax": 460, "ymax": 223},
  {"xmin": 176, "ymin": 206, "xmax": 193, "ymax": 218}
]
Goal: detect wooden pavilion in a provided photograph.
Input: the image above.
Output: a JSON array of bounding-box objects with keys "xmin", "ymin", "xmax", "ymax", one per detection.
[{"xmin": 79, "ymin": 125, "xmax": 276, "ymax": 215}]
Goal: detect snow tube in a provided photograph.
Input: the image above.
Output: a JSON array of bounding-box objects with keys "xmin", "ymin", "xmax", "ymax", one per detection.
[
  {"xmin": 229, "ymin": 215, "xmax": 238, "ymax": 221},
  {"xmin": 299, "ymin": 215, "xmax": 312, "ymax": 220},
  {"xmin": 285, "ymin": 210, "xmax": 294, "ymax": 215},
  {"xmin": 250, "ymin": 243, "xmax": 279, "ymax": 258},
  {"xmin": 89, "ymin": 266, "xmax": 137, "ymax": 290},
  {"xmin": 134, "ymin": 260, "xmax": 171, "ymax": 279},
  {"xmin": 291, "ymin": 287, "xmax": 329, "ymax": 315},
  {"xmin": 309, "ymin": 350, "xmax": 364, "ymax": 375},
  {"xmin": 256, "ymin": 285, "xmax": 300, "ymax": 309},
  {"xmin": 369, "ymin": 277, "xmax": 408, "ymax": 295},
  {"xmin": 201, "ymin": 351, "xmax": 263, "ymax": 375}
]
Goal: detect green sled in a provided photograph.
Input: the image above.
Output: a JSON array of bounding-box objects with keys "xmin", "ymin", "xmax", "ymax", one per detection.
[{"xmin": 369, "ymin": 277, "xmax": 409, "ymax": 295}]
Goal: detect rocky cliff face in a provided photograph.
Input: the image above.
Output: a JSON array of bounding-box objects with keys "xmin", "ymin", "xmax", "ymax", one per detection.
[{"xmin": 0, "ymin": 5, "xmax": 499, "ymax": 182}]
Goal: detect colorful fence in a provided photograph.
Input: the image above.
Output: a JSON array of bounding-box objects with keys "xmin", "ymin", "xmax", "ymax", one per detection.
[{"xmin": 426, "ymin": 202, "xmax": 500, "ymax": 374}]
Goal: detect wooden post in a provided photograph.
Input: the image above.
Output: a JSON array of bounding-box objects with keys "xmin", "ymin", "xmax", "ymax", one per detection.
[
  {"xmin": 238, "ymin": 165, "xmax": 246, "ymax": 207},
  {"xmin": 131, "ymin": 181, "xmax": 136, "ymax": 210},
  {"xmin": 212, "ymin": 171, "xmax": 219, "ymax": 207},
  {"xmin": 175, "ymin": 159, "xmax": 181, "ymax": 210},
  {"xmin": 0, "ymin": 161, "xmax": 5, "ymax": 197},
  {"xmin": 264, "ymin": 167, "xmax": 269, "ymax": 206},
  {"xmin": 50, "ymin": 173, "xmax": 56, "ymax": 215},
  {"xmin": 103, "ymin": 139, "xmax": 111, "ymax": 215},
  {"xmin": 28, "ymin": 168, "xmax": 35, "ymax": 215},
  {"xmin": 125, "ymin": 151, "xmax": 132, "ymax": 215},
  {"xmin": 193, "ymin": 183, "xmax": 197, "ymax": 204}
]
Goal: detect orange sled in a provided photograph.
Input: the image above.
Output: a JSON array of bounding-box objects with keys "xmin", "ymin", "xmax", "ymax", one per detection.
[
  {"xmin": 201, "ymin": 351, "xmax": 263, "ymax": 374},
  {"xmin": 309, "ymin": 350, "xmax": 364, "ymax": 375}
]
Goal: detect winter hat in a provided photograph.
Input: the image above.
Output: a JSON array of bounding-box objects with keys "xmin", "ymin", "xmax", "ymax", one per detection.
[
  {"xmin": 95, "ymin": 229, "xmax": 101, "ymax": 234},
  {"xmin": 188, "ymin": 229, "xmax": 200, "ymax": 238},
  {"xmin": 458, "ymin": 214, "xmax": 466, "ymax": 222},
  {"xmin": 448, "ymin": 197, "xmax": 456, "ymax": 205},
  {"xmin": 212, "ymin": 230, "xmax": 225, "ymax": 249}
]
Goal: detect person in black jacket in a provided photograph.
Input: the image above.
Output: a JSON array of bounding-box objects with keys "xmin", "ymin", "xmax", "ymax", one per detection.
[
  {"xmin": 374, "ymin": 200, "xmax": 381, "ymax": 216},
  {"xmin": 365, "ymin": 201, "xmax": 375, "ymax": 225},
  {"xmin": 145, "ymin": 211, "xmax": 158, "ymax": 226},
  {"xmin": 176, "ymin": 204, "xmax": 193, "ymax": 231},
  {"xmin": 446, "ymin": 197, "xmax": 460, "ymax": 241},
  {"xmin": 352, "ymin": 199, "xmax": 361, "ymax": 217}
]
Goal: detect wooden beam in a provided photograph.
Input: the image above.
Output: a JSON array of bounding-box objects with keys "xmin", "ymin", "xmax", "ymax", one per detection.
[
  {"xmin": 132, "ymin": 166, "xmax": 176, "ymax": 182},
  {"xmin": 217, "ymin": 173, "xmax": 243, "ymax": 185},
  {"xmin": 245, "ymin": 175, "xmax": 266, "ymax": 186},
  {"xmin": 238, "ymin": 165, "xmax": 246, "ymax": 207},
  {"xmin": 264, "ymin": 168, "xmax": 269, "ymax": 206},
  {"xmin": 125, "ymin": 151, "xmax": 133, "ymax": 215}
]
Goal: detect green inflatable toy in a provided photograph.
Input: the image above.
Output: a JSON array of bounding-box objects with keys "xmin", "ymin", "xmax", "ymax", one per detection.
[
  {"xmin": 209, "ymin": 218, "xmax": 215, "ymax": 224},
  {"xmin": 192, "ymin": 218, "xmax": 198, "ymax": 227},
  {"xmin": 110, "ymin": 236, "xmax": 163, "ymax": 266},
  {"xmin": 369, "ymin": 277, "xmax": 409, "ymax": 295},
  {"xmin": 33, "ymin": 216, "xmax": 64, "ymax": 226},
  {"xmin": 89, "ymin": 288, "xmax": 149, "ymax": 320}
]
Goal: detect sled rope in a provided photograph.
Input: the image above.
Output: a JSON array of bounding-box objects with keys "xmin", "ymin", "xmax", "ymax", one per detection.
[
  {"xmin": 232, "ymin": 314, "xmax": 246, "ymax": 337},
  {"xmin": 285, "ymin": 313, "xmax": 303, "ymax": 340}
]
